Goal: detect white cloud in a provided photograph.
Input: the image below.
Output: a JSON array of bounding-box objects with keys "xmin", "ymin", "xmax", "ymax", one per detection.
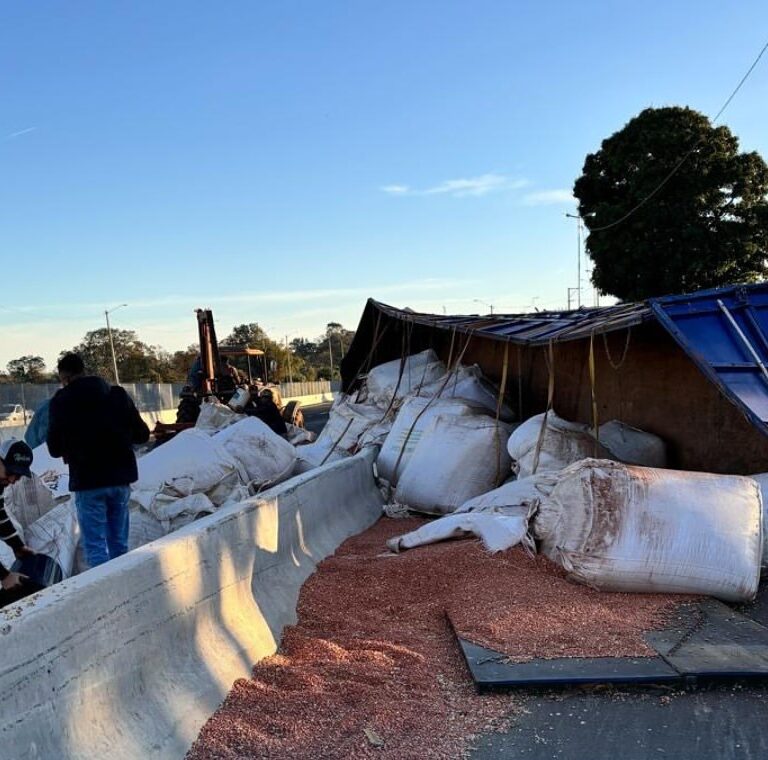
[
  {"xmin": 522, "ymin": 189, "xmax": 575, "ymax": 206},
  {"xmin": 380, "ymin": 173, "xmax": 528, "ymax": 198},
  {"xmin": 380, "ymin": 184, "xmax": 410, "ymax": 195}
]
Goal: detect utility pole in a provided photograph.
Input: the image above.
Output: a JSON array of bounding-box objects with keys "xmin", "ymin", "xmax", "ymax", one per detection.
[
  {"xmin": 565, "ymin": 213, "xmax": 583, "ymax": 308},
  {"xmin": 105, "ymin": 303, "xmax": 128, "ymax": 384},
  {"xmin": 285, "ymin": 335, "xmax": 293, "ymax": 384},
  {"xmin": 567, "ymin": 287, "xmax": 579, "ymax": 311},
  {"xmin": 328, "ymin": 332, "xmax": 334, "ymax": 379}
]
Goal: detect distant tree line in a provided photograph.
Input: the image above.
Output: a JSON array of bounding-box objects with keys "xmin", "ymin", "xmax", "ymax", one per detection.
[{"xmin": 0, "ymin": 322, "xmax": 355, "ymax": 385}]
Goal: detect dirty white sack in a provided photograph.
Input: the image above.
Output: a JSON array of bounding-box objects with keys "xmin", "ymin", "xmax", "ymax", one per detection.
[
  {"xmin": 387, "ymin": 505, "xmax": 535, "ymax": 554},
  {"xmin": 310, "ymin": 399, "xmax": 384, "ymax": 461},
  {"xmin": 598, "ymin": 420, "xmax": 667, "ymax": 468},
  {"xmin": 395, "ymin": 415, "xmax": 512, "ymax": 515},
  {"xmin": 3, "ymin": 473, "xmax": 58, "ymax": 529},
  {"xmin": 536, "ymin": 459, "xmax": 762, "ymax": 602},
  {"xmin": 135, "ymin": 428, "xmax": 240, "ymax": 497},
  {"xmin": 30, "ymin": 443, "xmax": 70, "ymax": 497},
  {"xmin": 195, "ymin": 398, "xmax": 245, "ymax": 433},
  {"xmin": 128, "ymin": 508, "xmax": 167, "ymax": 550},
  {"xmin": 749, "ymin": 472, "xmax": 768, "ymax": 567},
  {"xmin": 366, "ymin": 350, "xmax": 447, "ymax": 408},
  {"xmin": 285, "ymin": 423, "xmax": 316, "ymax": 445},
  {"xmin": 508, "ymin": 411, "xmax": 613, "ymax": 478},
  {"xmin": 377, "ymin": 396, "xmax": 484, "ymax": 485},
  {"xmin": 417, "ymin": 364, "xmax": 515, "ymax": 420},
  {"xmin": 294, "ymin": 442, "xmax": 351, "ymax": 473},
  {"xmin": 455, "ymin": 472, "xmax": 560, "ymax": 514},
  {"xmin": 214, "ymin": 417, "xmax": 297, "ymax": 488},
  {"xmin": 24, "ymin": 499, "xmax": 79, "ymax": 579}
]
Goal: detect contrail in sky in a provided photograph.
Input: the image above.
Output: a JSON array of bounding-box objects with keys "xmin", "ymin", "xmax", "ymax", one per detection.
[{"xmin": 5, "ymin": 126, "xmax": 37, "ymax": 139}]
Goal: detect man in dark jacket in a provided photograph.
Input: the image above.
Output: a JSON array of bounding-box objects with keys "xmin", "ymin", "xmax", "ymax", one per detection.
[{"xmin": 47, "ymin": 353, "xmax": 150, "ymax": 568}]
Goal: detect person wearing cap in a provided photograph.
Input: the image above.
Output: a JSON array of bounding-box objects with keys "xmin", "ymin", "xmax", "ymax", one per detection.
[
  {"xmin": 0, "ymin": 439, "xmax": 35, "ymax": 591},
  {"xmin": 47, "ymin": 353, "xmax": 150, "ymax": 568}
]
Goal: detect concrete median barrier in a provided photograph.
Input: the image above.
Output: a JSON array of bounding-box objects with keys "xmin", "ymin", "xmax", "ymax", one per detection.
[{"xmin": 0, "ymin": 449, "xmax": 383, "ymax": 760}]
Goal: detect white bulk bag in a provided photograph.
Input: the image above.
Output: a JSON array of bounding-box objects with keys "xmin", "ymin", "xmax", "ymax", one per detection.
[
  {"xmin": 24, "ymin": 499, "xmax": 79, "ymax": 579},
  {"xmin": 507, "ymin": 411, "xmax": 612, "ymax": 478},
  {"xmin": 749, "ymin": 472, "xmax": 768, "ymax": 567},
  {"xmin": 395, "ymin": 415, "xmax": 512, "ymax": 515},
  {"xmin": 30, "ymin": 443, "xmax": 70, "ymax": 497},
  {"xmin": 195, "ymin": 398, "xmax": 244, "ymax": 433},
  {"xmin": 3, "ymin": 473, "xmax": 58, "ymax": 529},
  {"xmin": 294, "ymin": 442, "xmax": 351, "ymax": 473},
  {"xmin": 128, "ymin": 508, "xmax": 167, "ymax": 550},
  {"xmin": 599, "ymin": 420, "xmax": 667, "ymax": 468},
  {"xmin": 311, "ymin": 399, "xmax": 384, "ymax": 461},
  {"xmin": 214, "ymin": 417, "xmax": 297, "ymax": 487},
  {"xmin": 417, "ymin": 364, "xmax": 515, "ymax": 420},
  {"xmin": 135, "ymin": 428, "xmax": 240, "ymax": 496},
  {"xmin": 377, "ymin": 396, "xmax": 483, "ymax": 485},
  {"xmin": 386, "ymin": 506, "xmax": 535, "ymax": 554},
  {"xmin": 366, "ymin": 350, "xmax": 447, "ymax": 408},
  {"xmin": 455, "ymin": 472, "xmax": 559, "ymax": 514},
  {"xmin": 536, "ymin": 459, "xmax": 762, "ymax": 602}
]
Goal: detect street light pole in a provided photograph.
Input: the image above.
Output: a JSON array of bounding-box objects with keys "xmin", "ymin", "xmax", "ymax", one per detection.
[
  {"xmin": 565, "ymin": 213, "xmax": 583, "ymax": 309},
  {"xmin": 473, "ymin": 298, "xmax": 495, "ymax": 315},
  {"xmin": 104, "ymin": 303, "xmax": 127, "ymax": 384}
]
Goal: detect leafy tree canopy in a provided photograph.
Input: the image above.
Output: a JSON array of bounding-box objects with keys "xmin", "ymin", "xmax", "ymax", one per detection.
[
  {"xmin": 7, "ymin": 355, "xmax": 47, "ymax": 383},
  {"xmin": 573, "ymin": 106, "xmax": 768, "ymax": 301}
]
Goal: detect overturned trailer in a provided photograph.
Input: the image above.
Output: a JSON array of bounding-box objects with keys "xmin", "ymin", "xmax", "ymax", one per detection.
[{"xmin": 341, "ymin": 283, "xmax": 768, "ymax": 474}]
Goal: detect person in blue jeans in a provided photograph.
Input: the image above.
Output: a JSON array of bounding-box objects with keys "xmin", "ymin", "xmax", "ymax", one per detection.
[{"xmin": 47, "ymin": 353, "xmax": 150, "ymax": 568}]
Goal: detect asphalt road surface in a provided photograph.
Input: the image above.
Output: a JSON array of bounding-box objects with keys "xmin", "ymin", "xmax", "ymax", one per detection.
[
  {"xmin": 302, "ymin": 401, "xmax": 331, "ymax": 436},
  {"xmin": 302, "ymin": 402, "xmax": 768, "ymax": 759}
]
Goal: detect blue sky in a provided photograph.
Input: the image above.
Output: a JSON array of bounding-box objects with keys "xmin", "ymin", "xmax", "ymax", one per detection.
[{"xmin": 2, "ymin": 1, "xmax": 767, "ymax": 370}]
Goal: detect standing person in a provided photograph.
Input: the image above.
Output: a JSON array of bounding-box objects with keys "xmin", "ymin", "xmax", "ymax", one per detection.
[
  {"xmin": 0, "ymin": 438, "xmax": 35, "ymax": 592},
  {"xmin": 47, "ymin": 353, "xmax": 150, "ymax": 568}
]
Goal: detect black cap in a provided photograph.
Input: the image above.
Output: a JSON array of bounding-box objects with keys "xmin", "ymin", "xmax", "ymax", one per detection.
[{"xmin": 0, "ymin": 438, "xmax": 33, "ymax": 478}]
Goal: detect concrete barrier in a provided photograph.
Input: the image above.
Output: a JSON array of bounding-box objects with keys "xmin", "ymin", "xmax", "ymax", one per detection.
[{"xmin": 0, "ymin": 449, "xmax": 383, "ymax": 760}]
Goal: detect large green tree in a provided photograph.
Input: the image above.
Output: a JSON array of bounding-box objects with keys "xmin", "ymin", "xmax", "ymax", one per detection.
[
  {"xmin": 7, "ymin": 355, "xmax": 47, "ymax": 383},
  {"xmin": 66, "ymin": 328, "xmax": 175, "ymax": 383},
  {"xmin": 574, "ymin": 106, "xmax": 768, "ymax": 301}
]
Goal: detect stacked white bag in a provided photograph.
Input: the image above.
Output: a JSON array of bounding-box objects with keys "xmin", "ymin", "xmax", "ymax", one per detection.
[
  {"xmin": 417, "ymin": 364, "xmax": 515, "ymax": 420},
  {"xmin": 377, "ymin": 396, "xmax": 483, "ymax": 485},
  {"xmin": 365, "ymin": 349, "xmax": 446, "ymax": 408},
  {"xmin": 297, "ymin": 398, "xmax": 387, "ymax": 469},
  {"xmin": 535, "ymin": 458, "xmax": 762, "ymax": 602},
  {"xmin": 598, "ymin": 420, "xmax": 667, "ymax": 468},
  {"xmin": 394, "ymin": 415, "xmax": 512, "ymax": 515},
  {"xmin": 134, "ymin": 428, "xmax": 240, "ymax": 499},
  {"xmin": 214, "ymin": 417, "xmax": 297, "ymax": 488},
  {"xmin": 507, "ymin": 411, "xmax": 613, "ymax": 478}
]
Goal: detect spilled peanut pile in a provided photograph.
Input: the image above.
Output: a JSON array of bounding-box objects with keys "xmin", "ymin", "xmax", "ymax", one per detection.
[{"xmin": 188, "ymin": 517, "xmax": 685, "ymax": 759}]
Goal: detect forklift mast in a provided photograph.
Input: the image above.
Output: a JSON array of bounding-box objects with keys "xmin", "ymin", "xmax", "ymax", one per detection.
[{"xmin": 196, "ymin": 308, "xmax": 223, "ymax": 395}]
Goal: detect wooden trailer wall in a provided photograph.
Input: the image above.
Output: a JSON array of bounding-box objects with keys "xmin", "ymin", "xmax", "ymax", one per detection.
[{"xmin": 342, "ymin": 301, "xmax": 768, "ymax": 475}]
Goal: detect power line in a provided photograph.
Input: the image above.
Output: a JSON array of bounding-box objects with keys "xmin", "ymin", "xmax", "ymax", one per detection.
[{"xmin": 589, "ymin": 38, "xmax": 768, "ymax": 234}]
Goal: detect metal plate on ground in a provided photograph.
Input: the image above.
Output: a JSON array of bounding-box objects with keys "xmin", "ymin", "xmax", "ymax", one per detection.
[
  {"xmin": 454, "ymin": 636, "xmax": 680, "ymax": 691},
  {"xmin": 645, "ymin": 599, "xmax": 768, "ymax": 681}
]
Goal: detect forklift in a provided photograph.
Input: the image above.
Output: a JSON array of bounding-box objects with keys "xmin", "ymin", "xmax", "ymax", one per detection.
[{"xmin": 154, "ymin": 309, "xmax": 303, "ymax": 444}]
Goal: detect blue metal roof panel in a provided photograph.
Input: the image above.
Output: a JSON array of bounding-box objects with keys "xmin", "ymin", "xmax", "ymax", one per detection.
[{"xmin": 650, "ymin": 284, "xmax": 768, "ymax": 434}]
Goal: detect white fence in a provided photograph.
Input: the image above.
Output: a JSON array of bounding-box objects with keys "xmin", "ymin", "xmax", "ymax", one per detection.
[{"xmin": 0, "ymin": 380, "xmax": 339, "ymax": 416}]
